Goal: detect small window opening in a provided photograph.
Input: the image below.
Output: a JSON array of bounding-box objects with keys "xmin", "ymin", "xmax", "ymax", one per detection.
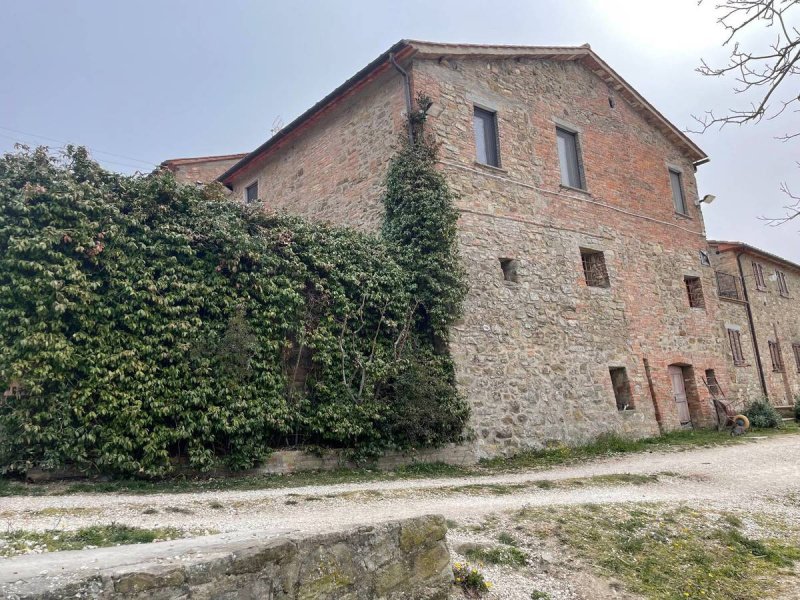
[
  {"xmin": 580, "ymin": 249, "xmax": 609, "ymax": 288},
  {"xmin": 699, "ymin": 250, "xmax": 711, "ymax": 267},
  {"xmin": 608, "ymin": 96, "xmax": 615, "ymax": 108},
  {"xmin": 609, "ymin": 367, "xmax": 633, "ymax": 411},
  {"xmin": 499, "ymin": 258, "xmax": 518, "ymax": 283},
  {"xmin": 685, "ymin": 276, "xmax": 705, "ymax": 308},
  {"xmin": 792, "ymin": 343, "xmax": 800, "ymax": 373},
  {"xmin": 245, "ymin": 181, "xmax": 259, "ymax": 204}
]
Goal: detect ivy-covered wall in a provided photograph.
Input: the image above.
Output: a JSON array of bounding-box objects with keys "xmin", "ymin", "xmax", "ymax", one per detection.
[{"xmin": 0, "ymin": 139, "xmax": 468, "ymax": 477}]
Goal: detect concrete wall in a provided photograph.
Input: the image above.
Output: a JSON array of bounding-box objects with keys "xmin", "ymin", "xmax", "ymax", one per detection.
[
  {"xmin": 1, "ymin": 516, "xmax": 452, "ymax": 600},
  {"xmin": 710, "ymin": 246, "xmax": 800, "ymax": 406},
  {"xmin": 413, "ymin": 56, "xmax": 723, "ymax": 455}
]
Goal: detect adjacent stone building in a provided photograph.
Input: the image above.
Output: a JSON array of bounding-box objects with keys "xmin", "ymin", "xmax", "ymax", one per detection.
[
  {"xmin": 708, "ymin": 240, "xmax": 800, "ymax": 411},
  {"xmin": 213, "ymin": 40, "xmax": 732, "ymax": 457},
  {"xmin": 161, "ymin": 153, "xmax": 247, "ymax": 185}
]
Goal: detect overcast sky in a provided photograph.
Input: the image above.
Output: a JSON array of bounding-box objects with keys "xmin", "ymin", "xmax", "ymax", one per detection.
[{"xmin": 2, "ymin": 0, "xmax": 798, "ymax": 261}]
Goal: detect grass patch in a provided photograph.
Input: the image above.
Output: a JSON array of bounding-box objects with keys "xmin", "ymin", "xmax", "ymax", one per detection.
[
  {"xmin": 31, "ymin": 507, "xmax": 99, "ymax": 517},
  {"xmin": 165, "ymin": 506, "xmax": 194, "ymax": 515},
  {"xmin": 497, "ymin": 531, "xmax": 517, "ymax": 546},
  {"xmin": 514, "ymin": 503, "xmax": 800, "ymax": 600},
  {"xmin": 3, "ymin": 426, "xmax": 796, "ymax": 497},
  {"xmin": 465, "ymin": 545, "xmax": 528, "ymax": 568},
  {"xmin": 481, "ymin": 427, "xmax": 796, "ymax": 472},
  {"xmin": 530, "ymin": 592, "xmax": 551, "ymax": 600},
  {"xmin": 0, "ymin": 524, "xmax": 184, "ymax": 557}
]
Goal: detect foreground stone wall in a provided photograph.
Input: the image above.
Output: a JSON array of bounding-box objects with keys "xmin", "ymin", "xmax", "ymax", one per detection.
[
  {"xmin": 258, "ymin": 444, "xmax": 477, "ymax": 475},
  {"xmin": 1, "ymin": 516, "xmax": 452, "ymax": 600}
]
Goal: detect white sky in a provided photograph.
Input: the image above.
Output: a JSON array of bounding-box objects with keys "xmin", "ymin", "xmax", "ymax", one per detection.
[{"xmin": 2, "ymin": 0, "xmax": 798, "ymax": 260}]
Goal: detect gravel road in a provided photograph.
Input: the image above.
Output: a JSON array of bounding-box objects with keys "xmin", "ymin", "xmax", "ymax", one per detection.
[{"xmin": 3, "ymin": 434, "xmax": 799, "ymax": 536}]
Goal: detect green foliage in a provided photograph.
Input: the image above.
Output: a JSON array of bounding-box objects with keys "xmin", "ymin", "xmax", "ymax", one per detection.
[
  {"xmin": 382, "ymin": 94, "xmax": 468, "ymax": 341},
  {"xmin": 745, "ymin": 398, "xmax": 782, "ymax": 429},
  {"xmin": 465, "ymin": 544, "xmax": 528, "ymax": 567},
  {"xmin": 515, "ymin": 504, "xmax": 800, "ymax": 600},
  {"xmin": 496, "ymin": 531, "xmax": 518, "ymax": 546},
  {"xmin": 0, "ymin": 524, "xmax": 183, "ymax": 557},
  {"xmin": 0, "ymin": 143, "xmax": 468, "ymax": 477},
  {"xmin": 794, "ymin": 395, "xmax": 800, "ymax": 421}
]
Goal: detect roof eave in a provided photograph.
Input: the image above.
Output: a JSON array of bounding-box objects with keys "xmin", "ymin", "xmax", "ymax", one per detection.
[
  {"xmin": 710, "ymin": 240, "xmax": 800, "ymax": 273},
  {"xmin": 218, "ymin": 40, "xmax": 414, "ymax": 187}
]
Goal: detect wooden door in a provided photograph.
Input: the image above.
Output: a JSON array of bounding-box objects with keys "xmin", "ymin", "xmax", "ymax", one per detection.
[{"xmin": 669, "ymin": 366, "xmax": 692, "ymax": 426}]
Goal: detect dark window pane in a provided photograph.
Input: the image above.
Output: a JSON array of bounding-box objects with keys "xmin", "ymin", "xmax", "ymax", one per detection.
[
  {"xmin": 245, "ymin": 182, "xmax": 258, "ymax": 203},
  {"xmin": 473, "ymin": 107, "xmax": 499, "ymax": 167},
  {"xmin": 557, "ymin": 128, "xmax": 583, "ymax": 188},
  {"xmin": 670, "ymin": 170, "xmax": 687, "ymax": 214}
]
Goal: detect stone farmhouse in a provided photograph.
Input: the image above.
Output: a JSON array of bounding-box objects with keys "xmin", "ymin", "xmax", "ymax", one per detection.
[
  {"xmin": 709, "ymin": 241, "xmax": 800, "ymax": 411},
  {"xmin": 163, "ymin": 40, "xmax": 795, "ymax": 457}
]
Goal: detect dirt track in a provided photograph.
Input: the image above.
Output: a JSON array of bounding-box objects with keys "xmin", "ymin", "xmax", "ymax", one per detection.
[{"xmin": 4, "ymin": 434, "xmax": 800, "ymax": 537}]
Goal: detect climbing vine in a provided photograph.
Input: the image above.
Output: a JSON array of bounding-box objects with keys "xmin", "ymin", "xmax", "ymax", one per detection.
[{"xmin": 0, "ymin": 104, "xmax": 468, "ymax": 477}]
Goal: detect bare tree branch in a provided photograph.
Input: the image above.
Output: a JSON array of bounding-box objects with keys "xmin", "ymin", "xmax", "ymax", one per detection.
[{"xmin": 693, "ymin": 0, "xmax": 800, "ymax": 225}]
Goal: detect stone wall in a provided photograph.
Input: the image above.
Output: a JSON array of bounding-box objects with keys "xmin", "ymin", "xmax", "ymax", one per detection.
[
  {"xmin": 257, "ymin": 444, "xmax": 477, "ymax": 475},
  {"xmin": 162, "ymin": 154, "xmax": 247, "ymax": 185},
  {"xmin": 226, "ymin": 69, "xmax": 406, "ymax": 231},
  {"xmin": 1, "ymin": 516, "xmax": 452, "ymax": 600},
  {"xmin": 710, "ymin": 245, "xmax": 800, "ymax": 406},
  {"xmin": 221, "ymin": 50, "xmax": 727, "ymax": 457},
  {"xmin": 413, "ymin": 56, "xmax": 723, "ymax": 454}
]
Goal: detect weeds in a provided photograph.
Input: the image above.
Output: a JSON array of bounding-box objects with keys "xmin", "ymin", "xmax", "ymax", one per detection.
[
  {"xmin": 514, "ymin": 503, "xmax": 800, "ymax": 600},
  {"xmin": 0, "ymin": 525, "xmax": 183, "ymax": 557},
  {"xmin": 453, "ymin": 562, "xmax": 491, "ymax": 597},
  {"xmin": 465, "ymin": 545, "xmax": 528, "ymax": 567}
]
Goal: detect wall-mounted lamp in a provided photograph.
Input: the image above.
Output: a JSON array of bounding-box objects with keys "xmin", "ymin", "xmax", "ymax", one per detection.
[{"xmin": 699, "ymin": 194, "xmax": 716, "ymax": 205}]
